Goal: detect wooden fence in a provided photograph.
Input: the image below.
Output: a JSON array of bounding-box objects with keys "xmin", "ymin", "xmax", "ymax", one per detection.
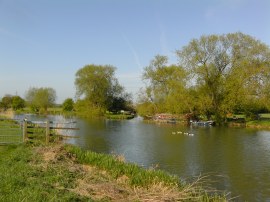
[{"xmin": 0, "ymin": 119, "xmax": 79, "ymax": 145}]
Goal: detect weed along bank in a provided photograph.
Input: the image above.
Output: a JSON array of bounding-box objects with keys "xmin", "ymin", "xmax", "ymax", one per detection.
[{"xmin": 0, "ymin": 143, "xmax": 227, "ymax": 201}]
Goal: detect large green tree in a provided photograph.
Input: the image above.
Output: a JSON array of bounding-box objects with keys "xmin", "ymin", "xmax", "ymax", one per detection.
[
  {"xmin": 12, "ymin": 96, "xmax": 25, "ymax": 110},
  {"xmin": 0, "ymin": 95, "xmax": 13, "ymax": 110},
  {"xmin": 75, "ymin": 64, "xmax": 130, "ymax": 116},
  {"xmin": 139, "ymin": 55, "xmax": 191, "ymax": 115},
  {"xmin": 177, "ymin": 32, "xmax": 270, "ymax": 123},
  {"xmin": 62, "ymin": 98, "xmax": 74, "ymax": 112},
  {"xmin": 25, "ymin": 87, "xmax": 56, "ymax": 113}
]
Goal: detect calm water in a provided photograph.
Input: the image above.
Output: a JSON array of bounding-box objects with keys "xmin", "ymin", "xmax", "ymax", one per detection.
[{"xmin": 18, "ymin": 115, "xmax": 270, "ymax": 201}]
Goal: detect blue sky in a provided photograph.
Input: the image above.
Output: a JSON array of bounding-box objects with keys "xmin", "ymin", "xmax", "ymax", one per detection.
[{"xmin": 0, "ymin": 0, "xmax": 269, "ymax": 103}]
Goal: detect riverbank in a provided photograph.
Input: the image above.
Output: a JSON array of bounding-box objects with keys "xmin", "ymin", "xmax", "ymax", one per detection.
[
  {"xmin": 246, "ymin": 120, "xmax": 270, "ymax": 129},
  {"xmin": 0, "ymin": 143, "xmax": 227, "ymax": 201}
]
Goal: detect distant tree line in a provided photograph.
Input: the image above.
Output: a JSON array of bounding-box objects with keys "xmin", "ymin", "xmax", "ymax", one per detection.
[
  {"xmin": 0, "ymin": 87, "xmax": 57, "ymax": 114},
  {"xmin": 137, "ymin": 32, "xmax": 270, "ymax": 124},
  {"xmin": 1, "ymin": 65, "xmax": 133, "ymax": 117},
  {"xmin": 0, "ymin": 95, "xmax": 25, "ymax": 111}
]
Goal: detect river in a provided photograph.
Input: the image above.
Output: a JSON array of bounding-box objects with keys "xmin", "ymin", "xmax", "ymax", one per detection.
[{"xmin": 17, "ymin": 115, "xmax": 270, "ymax": 201}]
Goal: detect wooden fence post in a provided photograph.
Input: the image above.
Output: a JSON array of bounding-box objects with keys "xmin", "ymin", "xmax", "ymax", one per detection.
[
  {"xmin": 23, "ymin": 120, "xmax": 27, "ymax": 143},
  {"xmin": 46, "ymin": 121, "xmax": 50, "ymax": 144}
]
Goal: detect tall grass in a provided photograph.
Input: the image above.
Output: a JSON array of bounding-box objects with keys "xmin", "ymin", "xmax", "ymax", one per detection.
[
  {"xmin": 66, "ymin": 145, "xmax": 179, "ymax": 188},
  {"xmin": 66, "ymin": 145, "xmax": 228, "ymax": 201}
]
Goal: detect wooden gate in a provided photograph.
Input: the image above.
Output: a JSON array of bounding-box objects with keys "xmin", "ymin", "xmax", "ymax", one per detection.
[
  {"xmin": 0, "ymin": 119, "xmax": 78, "ymax": 145},
  {"xmin": 0, "ymin": 119, "xmax": 23, "ymax": 145}
]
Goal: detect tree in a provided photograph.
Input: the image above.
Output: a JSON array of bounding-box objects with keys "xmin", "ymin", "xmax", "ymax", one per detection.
[
  {"xmin": 75, "ymin": 64, "xmax": 131, "ymax": 116},
  {"xmin": 25, "ymin": 87, "xmax": 56, "ymax": 113},
  {"xmin": 12, "ymin": 96, "xmax": 25, "ymax": 110},
  {"xmin": 0, "ymin": 95, "xmax": 13, "ymax": 110},
  {"xmin": 177, "ymin": 32, "xmax": 270, "ymax": 123},
  {"xmin": 62, "ymin": 98, "xmax": 74, "ymax": 111},
  {"xmin": 140, "ymin": 55, "xmax": 190, "ymax": 114}
]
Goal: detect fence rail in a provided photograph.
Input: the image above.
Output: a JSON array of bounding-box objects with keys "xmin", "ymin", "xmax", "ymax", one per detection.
[{"xmin": 0, "ymin": 119, "xmax": 79, "ymax": 145}]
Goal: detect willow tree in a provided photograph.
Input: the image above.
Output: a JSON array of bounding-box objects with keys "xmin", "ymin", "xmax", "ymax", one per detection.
[
  {"xmin": 75, "ymin": 64, "xmax": 129, "ymax": 116},
  {"xmin": 139, "ymin": 55, "xmax": 190, "ymax": 115},
  {"xmin": 177, "ymin": 32, "xmax": 270, "ymax": 123},
  {"xmin": 25, "ymin": 87, "xmax": 56, "ymax": 113}
]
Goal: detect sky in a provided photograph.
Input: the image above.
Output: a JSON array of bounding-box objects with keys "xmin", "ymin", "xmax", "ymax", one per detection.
[{"xmin": 0, "ymin": 0, "xmax": 269, "ymax": 103}]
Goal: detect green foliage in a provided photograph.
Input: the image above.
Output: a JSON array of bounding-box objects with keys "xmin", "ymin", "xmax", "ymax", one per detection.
[
  {"xmin": 136, "ymin": 101, "xmax": 157, "ymax": 117},
  {"xmin": 0, "ymin": 95, "xmax": 25, "ymax": 111},
  {"xmin": 25, "ymin": 87, "xmax": 56, "ymax": 113},
  {"xmin": 176, "ymin": 32, "xmax": 270, "ymax": 124},
  {"xmin": 11, "ymin": 96, "xmax": 25, "ymax": 110},
  {"xmin": 0, "ymin": 95, "xmax": 13, "ymax": 110},
  {"xmin": 75, "ymin": 64, "xmax": 133, "ymax": 116},
  {"xmin": 138, "ymin": 33, "xmax": 270, "ymax": 123},
  {"xmin": 74, "ymin": 99, "xmax": 105, "ymax": 117},
  {"xmin": 139, "ymin": 55, "xmax": 190, "ymax": 115},
  {"xmin": 105, "ymin": 113, "xmax": 134, "ymax": 120},
  {"xmin": 62, "ymin": 98, "xmax": 74, "ymax": 111}
]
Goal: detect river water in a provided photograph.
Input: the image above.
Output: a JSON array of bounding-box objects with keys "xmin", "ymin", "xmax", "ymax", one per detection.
[{"xmin": 18, "ymin": 115, "xmax": 270, "ymax": 201}]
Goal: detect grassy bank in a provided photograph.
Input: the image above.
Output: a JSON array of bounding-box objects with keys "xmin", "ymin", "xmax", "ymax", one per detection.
[
  {"xmin": 246, "ymin": 120, "xmax": 270, "ymax": 129},
  {"xmin": 0, "ymin": 144, "xmax": 227, "ymax": 201},
  {"xmin": 105, "ymin": 114, "xmax": 135, "ymax": 120}
]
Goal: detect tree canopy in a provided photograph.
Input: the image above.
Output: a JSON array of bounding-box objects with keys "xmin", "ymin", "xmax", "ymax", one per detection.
[
  {"xmin": 138, "ymin": 55, "xmax": 190, "ymax": 115},
  {"xmin": 62, "ymin": 98, "xmax": 74, "ymax": 112},
  {"xmin": 25, "ymin": 87, "xmax": 56, "ymax": 113},
  {"xmin": 0, "ymin": 95, "xmax": 25, "ymax": 111},
  {"xmin": 75, "ymin": 64, "xmax": 132, "ymax": 116},
  {"xmin": 138, "ymin": 32, "xmax": 270, "ymax": 124}
]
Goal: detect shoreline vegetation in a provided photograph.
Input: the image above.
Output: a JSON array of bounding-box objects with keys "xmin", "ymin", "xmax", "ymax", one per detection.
[
  {"xmin": 0, "ymin": 118, "xmax": 227, "ymax": 201},
  {"xmin": 1, "ymin": 108, "xmax": 270, "ymax": 130},
  {"xmin": 0, "ymin": 143, "xmax": 228, "ymax": 201},
  {"xmin": 143, "ymin": 113, "xmax": 270, "ymax": 130}
]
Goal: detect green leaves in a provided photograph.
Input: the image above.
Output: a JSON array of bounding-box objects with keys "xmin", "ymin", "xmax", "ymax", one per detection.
[
  {"xmin": 62, "ymin": 98, "xmax": 74, "ymax": 112},
  {"xmin": 139, "ymin": 32, "xmax": 270, "ymax": 123},
  {"xmin": 75, "ymin": 64, "xmax": 132, "ymax": 117},
  {"xmin": 140, "ymin": 55, "xmax": 189, "ymax": 115},
  {"xmin": 25, "ymin": 87, "xmax": 56, "ymax": 113}
]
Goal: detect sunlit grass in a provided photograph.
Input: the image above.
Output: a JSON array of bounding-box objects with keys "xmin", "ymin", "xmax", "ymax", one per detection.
[
  {"xmin": 66, "ymin": 145, "xmax": 228, "ymax": 201},
  {"xmin": 0, "ymin": 144, "xmax": 227, "ymax": 201},
  {"xmin": 0, "ymin": 145, "xmax": 89, "ymax": 201}
]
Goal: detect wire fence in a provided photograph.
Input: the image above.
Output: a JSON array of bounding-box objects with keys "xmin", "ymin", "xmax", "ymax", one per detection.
[
  {"xmin": 0, "ymin": 119, "xmax": 23, "ymax": 145},
  {"xmin": 0, "ymin": 118, "xmax": 78, "ymax": 145}
]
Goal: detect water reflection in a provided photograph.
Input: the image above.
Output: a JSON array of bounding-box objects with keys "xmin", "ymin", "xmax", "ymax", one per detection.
[{"xmin": 14, "ymin": 115, "xmax": 270, "ymax": 201}]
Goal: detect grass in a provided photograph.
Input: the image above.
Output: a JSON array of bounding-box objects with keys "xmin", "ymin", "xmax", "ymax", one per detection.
[
  {"xmin": 65, "ymin": 145, "xmax": 179, "ymax": 188},
  {"xmin": 0, "ymin": 144, "xmax": 89, "ymax": 201},
  {"xmin": 0, "ymin": 143, "xmax": 227, "ymax": 201},
  {"xmin": 259, "ymin": 113, "xmax": 270, "ymax": 119},
  {"xmin": 246, "ymin": 120, "xmax": 270, "ymax": 129},
  {"xmin": 105, "ymin": 113, "xmax": 135, "ymax": 120}
]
